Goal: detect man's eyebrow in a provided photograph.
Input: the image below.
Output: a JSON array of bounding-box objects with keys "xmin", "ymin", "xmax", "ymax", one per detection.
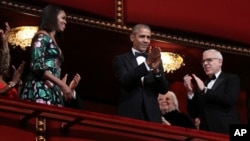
[{"xmin": 139, "ymin": 35, "xmax": 151, "ymax": 38}]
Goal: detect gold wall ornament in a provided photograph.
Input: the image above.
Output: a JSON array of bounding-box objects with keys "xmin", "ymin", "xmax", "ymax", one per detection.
[
  {"xmin": 161, "ymin": 52, "xmax": 185, "ymax": 73},
  {"xmin": 8, "ymin": 26, "xmax": 38, "ymax": 50},
  {"xmin": 36, "ymin": 117, "xmax": 46, "ymax": 141}
]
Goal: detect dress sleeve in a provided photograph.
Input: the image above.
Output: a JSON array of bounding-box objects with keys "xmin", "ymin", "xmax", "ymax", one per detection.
[{"xmin": 30, "ymin": 34, "xmax": 50, "ymax": 77}]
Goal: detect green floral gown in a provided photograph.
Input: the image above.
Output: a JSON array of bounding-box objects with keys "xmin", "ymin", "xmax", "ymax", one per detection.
[{"xmin": 20, "ymin": 33, "xmax": 64, "ymax": 107}]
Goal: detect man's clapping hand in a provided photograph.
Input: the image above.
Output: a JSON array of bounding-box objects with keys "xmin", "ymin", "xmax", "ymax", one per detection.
[{"xmin": 146, "ymin": 46, "xmax": 162, "ymax": 73}]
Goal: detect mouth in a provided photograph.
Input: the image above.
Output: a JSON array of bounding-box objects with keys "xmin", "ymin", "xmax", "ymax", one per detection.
[
  {"xmin": 162, "ymin": 103, "xmax": 168, "ymax": 106},
  {"xmin": 141, "ymin": 44, "xmax": 149, "ymax": 48},
  {"xmin": 204, "ymin": 66, "xmax": 210, "ymax": 71},
  {"xmin": 204, "ymin": 68, "xmax": 212, "ymax": 74}
]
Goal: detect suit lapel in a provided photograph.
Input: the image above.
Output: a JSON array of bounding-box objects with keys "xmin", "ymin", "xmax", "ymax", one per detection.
[
  {"xmin": 126, "ymin": 51, "xmax": 138, "ymax": 68},
  {"xmin": 211, "ymin": 72, "xmax": 225, "ymax": 90}
]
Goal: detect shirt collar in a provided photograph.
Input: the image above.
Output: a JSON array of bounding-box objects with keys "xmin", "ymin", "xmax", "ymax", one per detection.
[
  {"xmin": 214, "ymin": 70, "xmax": 222, "ymax": 79},
  {"xmin": 132, "ymin": 48, "xmax": 145, "ymax": 56}
]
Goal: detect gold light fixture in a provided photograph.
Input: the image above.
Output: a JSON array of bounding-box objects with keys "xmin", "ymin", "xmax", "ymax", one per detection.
[
  {"xmin": 8, "ymin": 26, "xmax": 38, "ymax": 50},
  {"xmin": 161, "ymin": 52, "xmax": 185, "ymax": 73}
]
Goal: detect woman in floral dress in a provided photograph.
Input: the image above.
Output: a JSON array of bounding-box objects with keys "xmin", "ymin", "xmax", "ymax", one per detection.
[{"xmin": 20, "ymin": 5, "xmax": 79, "ymax": 106}]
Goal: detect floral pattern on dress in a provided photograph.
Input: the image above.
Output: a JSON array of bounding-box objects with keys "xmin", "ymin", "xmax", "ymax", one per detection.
[{"xmin": 20, "ymin": 33, "xmax": 64, "ymax": 107}]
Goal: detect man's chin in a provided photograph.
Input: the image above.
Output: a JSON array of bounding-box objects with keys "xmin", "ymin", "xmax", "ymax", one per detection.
[
  {"xmin": 141, "ymin": 46, "xmax": 148, "ymax": 50},
  {"xmin": 205, "ymin": 71, "xmax": 211, "ymax": 75}
]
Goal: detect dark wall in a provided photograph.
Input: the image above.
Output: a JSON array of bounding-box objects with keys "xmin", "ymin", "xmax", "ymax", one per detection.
[{"xmin": 61, "ymin": 24, "xmax": 131, "ymax": 104}]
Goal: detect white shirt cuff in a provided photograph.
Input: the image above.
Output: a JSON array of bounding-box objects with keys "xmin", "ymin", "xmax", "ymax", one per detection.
[
  {"xmin": 188, "ymin": 92, "xmax": 194, "ymax": 99},
  {"xmin": 72, "ymin": 90, "xmax": 76, "ymax": 99},
  {"xmin": 144, "ymin": 62, "xmax": 152, "ymax": 71}
]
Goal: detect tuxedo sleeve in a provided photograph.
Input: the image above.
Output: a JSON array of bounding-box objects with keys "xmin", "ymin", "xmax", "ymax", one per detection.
[
  {"xmin": 153, "ymin": 61, "xmax": 169, "ymax": 94},
  {"xmin": 113, "ymin": 55, "xmax": 149, "ymax": 90},
  {"xmin": 187, "ymin": 89, "xmax": 200, "ymax": 119}
]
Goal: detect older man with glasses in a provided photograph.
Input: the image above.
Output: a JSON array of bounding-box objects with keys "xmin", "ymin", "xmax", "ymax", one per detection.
[{"xmin": 183, "ymin": 49, "xmax": 241, "ymax": 134}]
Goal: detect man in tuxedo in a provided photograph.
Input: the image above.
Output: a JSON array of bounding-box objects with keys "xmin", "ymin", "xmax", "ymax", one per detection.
[
  {"xmin": 113, "ymin": 24, "xmax": 169, "ymax": 123},
  {"xmin": 183, "ymin": 49, "xmax": 241, "ymax": 134}
]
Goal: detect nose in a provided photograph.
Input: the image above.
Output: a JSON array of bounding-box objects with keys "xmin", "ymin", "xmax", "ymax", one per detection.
[
  {"xmin": 143, "ymin": 37, "xmax": 150, "ymax": 43},
  {"xmin": 202, "ymin": 60, "xmax": 209, "ymax": 66}
]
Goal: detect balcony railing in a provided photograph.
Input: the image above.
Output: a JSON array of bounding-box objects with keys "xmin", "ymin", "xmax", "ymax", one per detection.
[{"xmin": 0, "ymin": 97, "xmax": 229, "ymax": 141}]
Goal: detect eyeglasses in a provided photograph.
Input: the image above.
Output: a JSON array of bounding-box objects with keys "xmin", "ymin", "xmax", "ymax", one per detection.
[{"xmin": 201, "ymin": 58, "xmax": 220, "ymax": 64}]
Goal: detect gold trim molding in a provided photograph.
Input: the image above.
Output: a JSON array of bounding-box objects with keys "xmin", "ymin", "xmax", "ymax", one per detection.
[
  {"xmin": 36, "ymin": 117, "xmax": 46, "ymax": 141},
  {"xmin": 115, "ymin": 0, "xmax": 124, "ymax": 25},
  {"xmin": 1, "ymin": 0, "xmax": 250, "ymax": 56}
]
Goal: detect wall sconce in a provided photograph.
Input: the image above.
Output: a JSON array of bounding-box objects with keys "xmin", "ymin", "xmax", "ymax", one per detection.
[
  {"xmin": 161, "ymin": 52, "xmax": 185, "ymax": 73},
  {"xmin": 8, "ymin": 26, "xmax": 38, "ymax": 50}
]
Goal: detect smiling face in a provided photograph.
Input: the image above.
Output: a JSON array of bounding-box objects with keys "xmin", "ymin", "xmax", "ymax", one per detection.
[
  {"xmin": 158, "ymin": 92, "xmax": 177, "ymax": 114},
  {"xmin": 202, "ymin": 50, "xmax": 223, "ymax": 77},
  {"xmin": 130, "ymin": 27, "xmax": 151, "ymax": 52},
  {"xmin": 56, "ymin": 10, "xmax": 67, "ymax": 32}
]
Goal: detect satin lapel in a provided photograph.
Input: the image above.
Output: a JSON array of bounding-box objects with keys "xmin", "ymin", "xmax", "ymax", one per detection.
[
  {"xmin": 211, "ymin": 72, "xmax": 225, "ymax": 90},
  {"xmin": 126, "ymin": 51, "xmax": 138, "ymax": 68}
]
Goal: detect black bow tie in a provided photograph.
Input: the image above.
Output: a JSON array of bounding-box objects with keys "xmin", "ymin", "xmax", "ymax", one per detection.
[
  {"xmin": 205, "ymin": 75, "xmax": 216, "ymax": 85},
  {"xmin": 209, "ymin": 75, "xmax": 216, "ymax": 80},
  {"xmin": 135, "ymin": 52, "xmax": 147, "ymax": 58}
]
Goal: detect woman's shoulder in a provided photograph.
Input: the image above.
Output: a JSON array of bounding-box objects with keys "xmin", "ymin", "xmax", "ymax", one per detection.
[
  {"xmin": 36, "ymin": 30, "xmax": 49, "ymax": 36},
  {"xmin": 32, "ymin": 30, "xmax": 52, "ymax": 44},
  {"xmin": 34, "ymin": 30, "xmax": 51, "ymax": 39}
]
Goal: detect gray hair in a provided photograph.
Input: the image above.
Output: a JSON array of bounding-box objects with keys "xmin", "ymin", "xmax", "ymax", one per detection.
[
  {"xmin": 203, "ymin": 49, "xmax": 223, "ymax": 60},
  {"xmin": 131, "ymin": 24, "xmax": 151, "ymax": 35},
  {"xmin": 167, "ymin": 91, "xmax": 179, "ymax": 111}
]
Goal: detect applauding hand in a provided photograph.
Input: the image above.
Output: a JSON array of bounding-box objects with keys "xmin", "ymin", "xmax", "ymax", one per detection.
[{"xmin": 146, "ymin": 46, "xmax": 162, "ymax": 73}]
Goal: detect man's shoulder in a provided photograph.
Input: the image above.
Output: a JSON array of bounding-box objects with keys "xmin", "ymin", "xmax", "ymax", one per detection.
[
  {"xmin": 219, "ymin": 72, "xmax": 239, "ymax": 82},
  {"xmin": 221, "ymin": 72, "xmax": 238, "ymax": 77},
  {"xmin": 115, "ymin": 51, "xmax": 132, "ymax": 58}
]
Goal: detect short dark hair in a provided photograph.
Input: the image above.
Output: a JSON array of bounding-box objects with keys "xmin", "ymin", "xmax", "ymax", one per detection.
[
  {"xmin": 131, "ymin": 24, "xmax": 151, "ymax": 35},
  {"xmin": 39, "ymin": 5, "xmax": 64, "ymax": 32}
]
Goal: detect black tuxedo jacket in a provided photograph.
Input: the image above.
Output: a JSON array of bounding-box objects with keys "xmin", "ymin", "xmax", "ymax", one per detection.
[
  {"xmin": 113, "ymin": 51, "xmax": 169, "ymax": 123},
  {"xmin": 187, "ymin": 72, "xmax": 241, "ymax": 134}
]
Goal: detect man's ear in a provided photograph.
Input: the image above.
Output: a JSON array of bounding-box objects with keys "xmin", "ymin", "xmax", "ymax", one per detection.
[
  {"xmin": 130, "ymin": 34, "xmax": 134, "ymax": 42},
  {"xmin": 219, "ymin": 59, "xmax": 223, "ymax": 67}
]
